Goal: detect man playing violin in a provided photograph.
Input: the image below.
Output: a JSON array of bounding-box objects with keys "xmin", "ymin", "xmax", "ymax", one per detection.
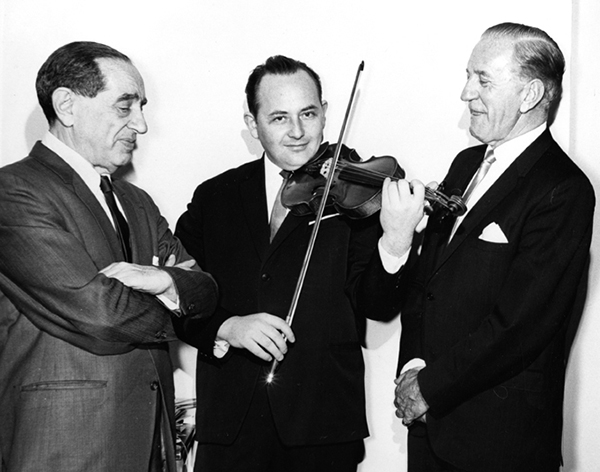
[
  {"xmin": 172, "ymin": 55, "xmax": 425, "ymax": 471},
  {"xmin": 392, "ymin": 23, "xmax": 594, "ymax": 472}
]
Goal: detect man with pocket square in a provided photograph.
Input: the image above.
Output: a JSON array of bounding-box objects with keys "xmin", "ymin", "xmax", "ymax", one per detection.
[{"xmin": 390, "ymin": 22, "xmax": 595, "ymax": 471}]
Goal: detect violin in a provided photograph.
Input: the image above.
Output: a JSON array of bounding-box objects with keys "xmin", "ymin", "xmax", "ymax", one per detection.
[
  {"xmin": 266, "ymin": 61, "xmax": 463, "ymax": 384},
  {"xmin": 281, "ymin": 141, "xmax": 467, "ymax": 219}
]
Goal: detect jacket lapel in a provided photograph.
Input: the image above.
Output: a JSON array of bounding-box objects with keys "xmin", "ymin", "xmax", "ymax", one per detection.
[
  {"xmin": 431, "ymin": 130, "xmax": 553, "ymax": 275},
  {"xmin": 439, "ymin": 164, "xmax": 519, "ymax": 267},
  {"xmin": 30, "ymin": 143, "xmax": 125, "ymax": 264},
  {"xmin": 267, "ymin": 208, "xmax": 312, "ymax": 255},
  {"xmin": 239, "ymin": 159, "xmax": 271, "ymax": 260}
]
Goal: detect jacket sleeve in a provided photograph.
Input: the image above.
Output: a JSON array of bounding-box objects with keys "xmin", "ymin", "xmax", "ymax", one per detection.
[
  {"xmin": 171, "ymin": 183, "xmax": 233, "ymax": 358},
  {"xmin": 418, "ymin": 171, "xmax": 595, "ymax": 417},
  {"xmin": 0, "ymin": 171, "xmax": 216, "ymax": 356},
  {"xmin": 134, "ymin": 184, "xmax": 218, "ymax": 319},
  {"xmin": 347, "ymin": 213, "xmax": 405, "ymax": 323}
]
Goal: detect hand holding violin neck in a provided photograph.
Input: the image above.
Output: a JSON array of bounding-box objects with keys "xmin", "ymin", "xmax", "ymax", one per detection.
[{"xmin": 282, "ymin": 147, "xmax": 466, "ymax": 219}]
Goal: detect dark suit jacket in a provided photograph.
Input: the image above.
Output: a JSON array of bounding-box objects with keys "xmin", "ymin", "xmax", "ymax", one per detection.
[
  {"xmin": 173, "ymin": 156, "xmax": 401, "ymax": 447},
  {"xmin": 397, "ymin": 130, "xmax": 595, "ymax": 471},
  {"xmin": 0, "ymin": 142, "xmax": 217, "ymax": 471}
]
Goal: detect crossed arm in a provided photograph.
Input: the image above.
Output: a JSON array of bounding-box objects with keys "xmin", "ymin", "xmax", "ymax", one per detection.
[
  {"xmin": 100, "ymin": 255, "xmax": 195, "ymax": 305},
  {"xmin": 0, "ymin": 171, "xmax": 216, "ymax": 355}
]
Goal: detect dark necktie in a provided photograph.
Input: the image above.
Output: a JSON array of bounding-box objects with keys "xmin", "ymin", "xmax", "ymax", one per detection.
[
  {"xmin": 100, "ymin": 176, "xmax": 132, "ymax": 262},
  {"xmin": 269, "ymin": 171, "xmax": 290, "ymax": 242}
]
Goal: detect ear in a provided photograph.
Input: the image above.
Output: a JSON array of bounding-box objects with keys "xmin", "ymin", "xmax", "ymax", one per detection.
[
  {"xmin": 520, "ymin": 79, "xmax": 545, "ymax": 114},
  {"xmin": 321, "ymin": 100, "xmax": 328, "ymax": 125},
  {"xmin": 244, "ymin": 112, "xmax": 259, "ymax": 139},
  {"xmin": 52, "ymin": 87, "xmax": 76, "ymax": 127}
]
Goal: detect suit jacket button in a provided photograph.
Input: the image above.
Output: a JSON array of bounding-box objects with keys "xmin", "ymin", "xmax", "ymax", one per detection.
[
  {"xmin": 150, "ymin": 381, "xmax": 159, "ymax": 391},
  {"xmin": 187, "ymin": 303, "xmax": 196, "ymax": 311},
  {"xmin": 426, "ymin": 292, "xmax": 435, "ymax": 301},
  {"xmin": 261, "ymin": 273, "xmax": 271, "ymax": 282},
  {"xmin": 155, "ymin": 330, "xmax": 167, "ymax": 339}
]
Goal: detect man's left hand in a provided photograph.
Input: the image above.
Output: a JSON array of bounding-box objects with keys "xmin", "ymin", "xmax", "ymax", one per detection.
[
  {"xmin": 394, "ymin": 367, "xmax": 429, "ymax": 426},
  {"xmin": 100, "ymin": 260, "xmax": 181, "ymax": 302},
  {"xmin": 379, "ymin": 178, "xmax": 426, "ymax": 258}
]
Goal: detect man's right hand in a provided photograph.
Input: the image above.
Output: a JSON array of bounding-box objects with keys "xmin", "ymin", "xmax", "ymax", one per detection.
[{"xmin": 216, "ymin": 313, "xmax": 295, "ymax": 362}]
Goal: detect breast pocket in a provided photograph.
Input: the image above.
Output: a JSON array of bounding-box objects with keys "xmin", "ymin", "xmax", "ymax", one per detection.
[
  {"xmin": 20, "ymin": 379, "xmax": 108, "ymax": 409},
  {"xmin": 474, "ymin": 238, "xmax": 513, "ymax": 253}
]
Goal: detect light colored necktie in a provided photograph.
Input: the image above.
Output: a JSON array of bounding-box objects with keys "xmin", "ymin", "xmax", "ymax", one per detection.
[
  {"xmin": 269, "ymin": 171, "xmax": 289, "ymax": 242},
  {"xmin": 462, "ymin": 149, "xmax": 496, "ymax": 204},
  {"xmin": 447, "ymin": 149, "xmax": 496, "ymax": 243}
]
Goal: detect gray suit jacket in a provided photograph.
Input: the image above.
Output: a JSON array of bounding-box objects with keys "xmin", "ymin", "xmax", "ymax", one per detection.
[{"xmin": 0, "ymin": 142, "xmax": 217, "ymax": 471}]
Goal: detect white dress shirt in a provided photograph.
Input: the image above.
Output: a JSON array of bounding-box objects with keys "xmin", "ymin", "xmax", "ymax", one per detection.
[
  {"xmin": 42, "ymin": 131, "xmax": 121, "ymax": 228},
  {"xmin": 449, "ymin": 123, "xmax": 547, "ymax": 241},
  {"xmin": 403, "ymin": 122, "xmax": 548, "ymax": 373},
  {"xmin": 264, "ymin": 155, "xmax": 290, "ymax": 222},
  {"xmin": 41, "ymin": 131, "xmax": 179, "ymax": 310}
]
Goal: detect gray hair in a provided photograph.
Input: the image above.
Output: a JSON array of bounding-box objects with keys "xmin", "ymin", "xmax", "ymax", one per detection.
[{"xmin": 483, "ymin": 22, "xmax": 565, "ymax": 110}]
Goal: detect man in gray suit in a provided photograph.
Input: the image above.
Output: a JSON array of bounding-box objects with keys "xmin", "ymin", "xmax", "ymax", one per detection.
[{"xmin": 0, "ymin": 41, "xmax": 217, "ymax": 471}]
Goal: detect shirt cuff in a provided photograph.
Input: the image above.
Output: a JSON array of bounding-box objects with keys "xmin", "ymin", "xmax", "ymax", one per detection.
[
  {"xmin": 157, "ymin": 293, "xmax": 180, "ymax": 312},
  {"xmin": 400, "ymin": 358, "xmax": 426, "ymax": 375},
  {"xmin": 213, "ymin": 340, "xmax": 230, "ymax": 358},
  {"xmin": 378, "ymin": 238, "xmax": 410, "ymax": 274}
]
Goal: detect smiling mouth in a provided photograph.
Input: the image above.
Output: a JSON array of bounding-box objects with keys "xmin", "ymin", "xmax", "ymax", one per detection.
[
  {"xmin": 286, "ymin": 143, "xmax": 309, "ymax": 151},
  {"xmin": 120, "ymin": 139, "xmax": 136, "ymax": 150}
]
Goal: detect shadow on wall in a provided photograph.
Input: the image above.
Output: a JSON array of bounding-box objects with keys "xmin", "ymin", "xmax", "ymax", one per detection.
[
  {"xmin": 25, "ymin": 107, "xmax": 48, "ymax": 152},
  {"xmin": 241, "ymin": 128, "xmax": 263, "ymax": 160}
]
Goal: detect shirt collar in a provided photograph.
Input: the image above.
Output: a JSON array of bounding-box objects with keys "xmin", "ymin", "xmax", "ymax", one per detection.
[
  {"xmin": 41, "ymin": 131, "xmax": 108, "ymax": 188},
  {"xmin": 491, "ymin": 122, "xmax": 547, "ymax": 162},
  {"xmin": 264, "ymin": 154, "xmax": 284, "ymax": 187}
]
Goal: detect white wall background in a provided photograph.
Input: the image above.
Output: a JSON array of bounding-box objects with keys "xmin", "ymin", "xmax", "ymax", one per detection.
[{"xmin": 1, "ymin": 1, "xmax": 598, "ymax": 470}]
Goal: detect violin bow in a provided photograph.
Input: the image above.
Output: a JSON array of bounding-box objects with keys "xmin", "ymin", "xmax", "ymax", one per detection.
[{"xmin": 266, "ymin": 61, "xmax": 365, "ymax": 383}]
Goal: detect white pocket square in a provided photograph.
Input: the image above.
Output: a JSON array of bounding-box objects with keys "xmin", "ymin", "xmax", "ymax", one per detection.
[{"xmin": 479, "ymin": 222, "xmax": 508, "ymax": 243}]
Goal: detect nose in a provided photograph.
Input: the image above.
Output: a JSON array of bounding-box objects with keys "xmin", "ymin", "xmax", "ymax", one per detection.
[
  {"xmin": 460, "ymin": 77, "xmax": 478, "ymax": 102},
  {"xmin": 129, "ymin": 108, "xmax": 148, "ymax": 134},
  {"xmin": 288, "ymin": 117, "xmax": 305, "ymax": 139}
]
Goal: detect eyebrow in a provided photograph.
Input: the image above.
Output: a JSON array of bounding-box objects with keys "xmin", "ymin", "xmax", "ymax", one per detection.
[
  {"xmin": 116, "ymin": 93, "xmax": 148, "ymax": 106},
  {"xmin": 267, "ymin": 104, "xmax": 319, "ymax": 117},
  {"xmin": 467, "ymin": 67, "xmax": 491, "ymax": 80}
]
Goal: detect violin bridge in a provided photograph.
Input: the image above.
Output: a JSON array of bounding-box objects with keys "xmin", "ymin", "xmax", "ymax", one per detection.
[{"xmin": 320, "ymin": 158, "xmax": 333, "ymax": 178}]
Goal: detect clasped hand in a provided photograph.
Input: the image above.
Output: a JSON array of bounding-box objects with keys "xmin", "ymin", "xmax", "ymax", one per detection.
[{"xmin": 394, "ymin": 367, "xmax": 429, "ymax": 426}]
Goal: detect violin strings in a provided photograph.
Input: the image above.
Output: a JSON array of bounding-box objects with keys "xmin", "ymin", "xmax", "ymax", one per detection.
[
  {"xmin": 326, "ymin": 159, "xmax": 466, "ymax": 214},
  {"xmin": 335, "ymin": 162, "xmax": 453, "ymax": 207}
]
